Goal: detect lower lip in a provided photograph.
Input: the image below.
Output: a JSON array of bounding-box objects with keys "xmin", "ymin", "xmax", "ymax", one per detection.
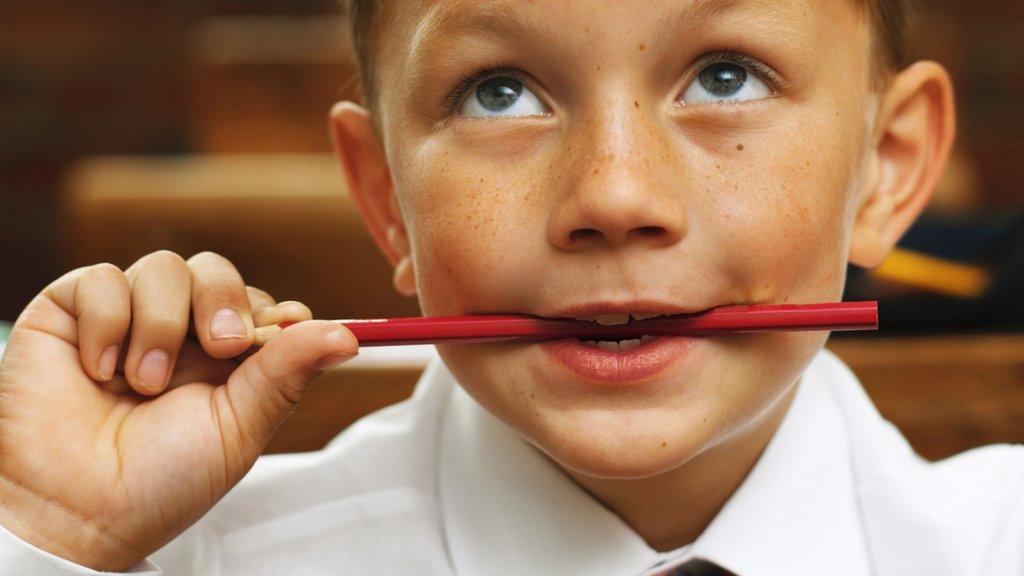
[{"xmin": 540, "ymin": 335, "xmax": 697, "ymax": 383}]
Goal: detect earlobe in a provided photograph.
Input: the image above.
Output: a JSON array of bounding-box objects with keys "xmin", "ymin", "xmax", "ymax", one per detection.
[
  {"xmin": 849, "ymin": 190, "xmax": 893, "ymax": 268},
  {"xmin": 387, "ymin": 223, "xmax": 418, "ymax": 296},
  {"xmin": 330, "ymin": 102, "xmax": 414, "ymax": 287},
  {"xmin": 393, "ymin": 257, "xmax": 418, "ymax": 296},
  {"xmin": 849, "ymin": 61, "xmax": 956, "ymax": 268}
]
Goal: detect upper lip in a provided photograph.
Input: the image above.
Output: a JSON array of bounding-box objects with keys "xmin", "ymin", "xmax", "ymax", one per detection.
[{"xmin": 537, "ymin": 299, "xmax": 721, "ymax": 323}]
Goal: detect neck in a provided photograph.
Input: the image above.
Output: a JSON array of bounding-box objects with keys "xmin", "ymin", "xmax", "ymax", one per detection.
[{"xmin": 564, "ymin": 384, "xmax": 798, "ymax": 551}]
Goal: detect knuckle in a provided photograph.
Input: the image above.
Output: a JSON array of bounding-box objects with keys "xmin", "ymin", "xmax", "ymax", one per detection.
[
  {"xmin": 150, "ymin": 250, "xmax": 188, "ymax": 267},
  {"xmin": 135, "ymin": 250, "xmax": 188, "ymax": 274},
  {"xmin": 189, "ymin": 251, "xmax": 242, "ymax": 279},
  {"xmin": 45, "ymin": 265, "xmax": 90, "ymax": 294},
  {"xmin": 246, "ymin": 287, "xmax": 276, "ymax": 308},
  {"xmin": 88, "ymin": 307, "xmax": 131, "ymax": 334},
  {"xmin": 140, "ymin": 312, "xmax": 188, "ymax": 336},
  {"xmin": 247, "ymin": 286, "xmax": 274, "ymax": 299},
  {"xmin": 192, "ymin": 257, "xmax": 245, "ymax": 294},
  {"xmin": 87, "ymin": 262, "xmax": 128, "ymax": 285},
  {"xmin": 255, "ymin": 352, "xmax": 304, "ymax": 407},
  {"xmin": 188, "ymin": 250, "xmax": 228, "ymax": 267},
  {"xmin": 90, "ymin": 262, "xmax": 123, "ymax": 276},
  {"xmin": 54, "ymin": 264, "xmax": 93, "ymax": 286},
  {"xmin": 199, "ymin": 277, "xmax": 248, "ymax": 306},
  {"xmin": 91, "ymin": 302, "xmax": 130, "ymax": 324},
  {"xmin": 279, "ymin": 301, "xmax": 313, "ymax": 317}
]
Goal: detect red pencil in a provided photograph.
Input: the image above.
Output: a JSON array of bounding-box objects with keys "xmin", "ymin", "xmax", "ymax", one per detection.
[{"xmin": 253, "ymin": 301, "xmax": 878, "ymax": 347}]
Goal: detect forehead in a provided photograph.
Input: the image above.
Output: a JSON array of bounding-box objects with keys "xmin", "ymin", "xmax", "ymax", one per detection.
[
  {"xmin": 373, "ymin": 0, "xmax": 867, "ymax": 93},
  {"xmin": 390, "ymin": 0, "xmax": 859, "ymax": 48}
]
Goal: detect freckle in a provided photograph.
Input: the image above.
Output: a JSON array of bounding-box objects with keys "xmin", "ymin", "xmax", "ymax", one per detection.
[
  {"xmin": 715, "ymin": 164, "xmax": 721, "ymax": 170},
  {"xmin": 634, "ymin": 100, "xmax": 639, "ymax": 108},
  {"xmin": 530, "ymin": 393, "xmax": 535, "ymax": 399},
  {"xmin": 736, "ymin": 143, "xmax": 744, "ymax": 151},
  {"xmin": 638, "ymin": 42, "xmax": 646, "ymax": 51},
  {"xmin": 592, "ymin": 167, "xmax": 600, "ymax": 175},
  {"xmin": 660, "ymin": 442, "xmax": 667, "ymax": 448}
]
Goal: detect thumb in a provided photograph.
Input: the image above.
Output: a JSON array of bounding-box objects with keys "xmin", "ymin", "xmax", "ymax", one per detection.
[{"xmin": 224, "ymin": 320, "xmax": 358, "ymax": 452}]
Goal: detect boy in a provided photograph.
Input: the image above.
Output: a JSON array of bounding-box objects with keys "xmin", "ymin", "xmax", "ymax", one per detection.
[{"xmin": 1, "ymin": 0, "xmax": 1020, "ymax": 574}]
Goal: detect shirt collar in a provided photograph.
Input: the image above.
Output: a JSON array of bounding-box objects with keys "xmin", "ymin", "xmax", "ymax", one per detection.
[
  {"xmin": 437, "ymin": 370, "xmax": 660, "ymax": 575},
  {"xmin": 689, "ymin": 350, "xmax": 872, "ymax": 575},
  {"xmin": 437, "ymin": 350, "xmax": 871, "ymax": 576}
]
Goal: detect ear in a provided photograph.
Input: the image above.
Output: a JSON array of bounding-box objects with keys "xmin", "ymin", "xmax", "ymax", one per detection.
[
  {"xmin": 849, "ymin": 61, "xmax": 957, "ymax": 268},
  {"xmin": 329, "ymin": 101, "xmax": 417, "ymax": 296}
]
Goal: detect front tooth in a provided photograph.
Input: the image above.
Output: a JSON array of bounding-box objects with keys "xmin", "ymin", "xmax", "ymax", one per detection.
[
  {"xmin": 640, "ymin": 334, "xmax": 655, "ymax": 343},
  {"xmin": 631, "ymin": 312, "xmax": 663, "ymax": 321},
  {"xmin": 618, "ymin": 338, "xmax": 642, "ymax": 351},
  {"xmin": 595, "ymin": 341, "xmax": 620, "ymax": 351},
  {"xmin": 594, "ymin": 314, "xmax": 630, "ymax": 326}
]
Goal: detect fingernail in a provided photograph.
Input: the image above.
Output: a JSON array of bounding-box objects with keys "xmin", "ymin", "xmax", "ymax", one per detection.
[
  {"xmin": 315, "ymin": 353, "xmax": 352, "ymax": 372},
  {"xmin": 137, "ymin": 349, "xmax": 169, "ymax": 392},
  {"xmin": 98, "ymin": 345, "xmax": 118, "ymax": 381},
  {"xmin": 210, "ymin": 308, "xmax": 247, "ymax": 340},
  {"xmin": 326, "ymin": 327, "xmax": 353, "ymax": 346}
]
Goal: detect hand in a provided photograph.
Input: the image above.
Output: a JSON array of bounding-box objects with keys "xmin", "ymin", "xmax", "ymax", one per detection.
[{"xmin": 0, "ymin": 251, "xmax": 358, "ymax": 571}]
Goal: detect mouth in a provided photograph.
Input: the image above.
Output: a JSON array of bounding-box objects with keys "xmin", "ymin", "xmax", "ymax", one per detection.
[
  {"xmin": 530, "ymin": 301, "xmax": 717, "ymax": 383},
  {"xmin": 558, "ymin": 314, "xmax": 671, "ymax": 352},
  {"xmin": 539, "ymin": 302, "xmax": 713, "ymax": 349}
]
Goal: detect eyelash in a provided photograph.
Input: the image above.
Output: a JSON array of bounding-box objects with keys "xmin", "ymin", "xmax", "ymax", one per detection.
[
  {"xmin": 688, "ymin": 50, "xmax": 785, "ymax": 94},
  {"xmin": 440, "ymin": 51, "xmax": 784, "ymax": 116},
  {"xmin": 442, "ymin": 64, "xmax": 525, "ymax": 115}
]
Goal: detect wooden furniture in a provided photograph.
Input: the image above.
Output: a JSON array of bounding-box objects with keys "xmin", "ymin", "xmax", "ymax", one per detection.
[
  {"xmin": 188, "ymin": 16, "xmax": 359, "ymax": 153},
  {"xmin": 61, "ymin": 154, "xmax": 419, "ymax": 320},
  {"xmin": 829, "ymin": 334, "xmax": 1024, "ymax": 460}
]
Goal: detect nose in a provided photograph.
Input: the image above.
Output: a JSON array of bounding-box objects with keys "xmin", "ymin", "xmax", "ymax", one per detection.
[{"xmin": 547, "ymin": 108, "xmax": 687, "ymax": 251}]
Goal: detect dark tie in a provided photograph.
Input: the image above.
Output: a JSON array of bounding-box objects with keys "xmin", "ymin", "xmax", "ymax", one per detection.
[{"xmin": 651, "ymin": 558, "xmax": 736, "ymax": 576}]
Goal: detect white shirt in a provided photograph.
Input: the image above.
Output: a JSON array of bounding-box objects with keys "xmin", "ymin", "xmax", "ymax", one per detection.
[{"xmin": 3, "ymin": 349, "xmax": 1023, "ymax": 575}]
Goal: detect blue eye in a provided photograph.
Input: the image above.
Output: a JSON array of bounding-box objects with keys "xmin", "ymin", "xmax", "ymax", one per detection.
[
  {"xmin": 681, "ymin": 62, "xmax": 772, "ymax": 104},
  {"xmin": 459, "ymin": 76, "xmax": 547, "ymax": 118}
]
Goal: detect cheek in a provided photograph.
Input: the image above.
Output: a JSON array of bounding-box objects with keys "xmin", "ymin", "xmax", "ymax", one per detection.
[
  {"xmin": 699, "ymin": 119, "xmax": 860, "ymax": 301},
  {"xmin": 395, "ymin": 146, "xmax": 546, "ymax": 315}
]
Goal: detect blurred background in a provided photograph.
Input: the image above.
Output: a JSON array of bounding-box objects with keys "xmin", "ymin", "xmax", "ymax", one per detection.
[{"xmin": 0, "ymin": 1, "xmax": 1022, "ymax": 457}]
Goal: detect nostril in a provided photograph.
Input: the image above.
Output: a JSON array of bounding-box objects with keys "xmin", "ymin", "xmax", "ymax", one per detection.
[
  {"xmin": 569, "ymin": 228, "xmax": 602, "ymax": 244},
  {"xmin": 634, "ymin": 226, "xmax": 665, "ymax": 238}
]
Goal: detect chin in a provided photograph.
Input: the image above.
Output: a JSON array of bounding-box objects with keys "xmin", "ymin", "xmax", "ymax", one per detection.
[{"xmin": 532, "ymin": 422, "xmax": 712, "ymax": 480}]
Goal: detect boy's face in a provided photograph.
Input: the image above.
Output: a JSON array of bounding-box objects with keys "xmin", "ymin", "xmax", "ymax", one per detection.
[{"xmin": 362, "ymin": 0, "xmax": 878, "ymax": 478}]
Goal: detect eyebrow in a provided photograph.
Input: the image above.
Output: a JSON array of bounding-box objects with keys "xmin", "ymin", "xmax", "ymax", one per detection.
[
  {"xmin": 676, "ymin": 0, "xmax": 783, "ymax": 26},
  {"xmin": 408, "ymin": 1, "xmax": 557, "ymax": 64},
  {"xmin": 403, "ymin": 0, "xmax": 797, "ymax": 103}
]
